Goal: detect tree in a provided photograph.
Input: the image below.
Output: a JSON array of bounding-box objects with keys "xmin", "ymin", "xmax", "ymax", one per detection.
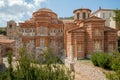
[{"xmin": 113, "ymin": 9, "xmax": 120, "ymax": 29}]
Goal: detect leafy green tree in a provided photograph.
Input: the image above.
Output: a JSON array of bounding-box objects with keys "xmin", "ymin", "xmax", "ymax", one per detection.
[{"xmin": 113, "ymin": 9, "xmax": 120, "ymax": 29}]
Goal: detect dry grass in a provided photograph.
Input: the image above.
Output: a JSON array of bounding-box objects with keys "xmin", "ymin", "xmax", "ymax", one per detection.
[{"xmin": 78, "ymin": 59, "xmax": 94, "ymax": 66}]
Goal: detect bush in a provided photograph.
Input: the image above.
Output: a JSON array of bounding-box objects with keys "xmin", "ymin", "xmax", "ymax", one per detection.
[
  {"xmin": 106, "ymin": 72, "xmax": 120, "ymax": 80},
  {"xmin": 0, "ymin": 47, "xmax": 74, "ymax": 80},
  {"xmin": 110, "ymin": 51, "xmax": 120, "ymax": 71},
  {"xmin": 91, "ymin": 53, "xmax": 99, "ymax": 66},
  {"xmin": 106, "ymin": 51, "xmax": 120, "ymax": 80},
  {"xmin": 91, "ymin": 52, "xmax": 112, "ymax": 69}
]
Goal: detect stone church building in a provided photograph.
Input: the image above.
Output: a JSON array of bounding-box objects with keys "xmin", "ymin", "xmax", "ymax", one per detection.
[{"xmin": 6, "ymin": 8, "xmax": 117, "ymax": 60}]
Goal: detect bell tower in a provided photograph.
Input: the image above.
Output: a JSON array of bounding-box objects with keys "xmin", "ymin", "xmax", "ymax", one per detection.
[
  {"xmin": 7, "ymin": 20, "xmax": 17, "ymax": 40},
  {"xmin": 73, "ymin": 8, "xmax": 91, "ymax": 20}
]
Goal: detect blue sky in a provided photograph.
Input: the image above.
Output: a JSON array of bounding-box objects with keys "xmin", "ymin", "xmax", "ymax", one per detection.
[{"xmin": 0, "ymin": 0, "xmax": 120, "ymax": 27}]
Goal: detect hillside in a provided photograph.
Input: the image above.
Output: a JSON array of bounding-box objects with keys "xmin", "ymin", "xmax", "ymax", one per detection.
[{"xmin": 0, "ymin": 27, "xmax": 6, "ymax": 35}]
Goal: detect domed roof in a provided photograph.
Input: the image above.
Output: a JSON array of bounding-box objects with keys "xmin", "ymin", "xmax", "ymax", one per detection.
[
  {"xmin": 73, "ymin": 8, "xmax": 91, "ymax": 13},
  {"xmin": 33, "ymin": 8, "xmax": 57, "ymax": 17},
  {"xmin": 33, "ymin": 8, "xmax": 54, "ymax": 14},
  {"xmin": 38, "ymin": 8, "xmax": 53, "ymax": 12}
]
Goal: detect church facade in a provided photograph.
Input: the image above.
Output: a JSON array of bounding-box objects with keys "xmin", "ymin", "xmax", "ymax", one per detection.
[{"xmin": 6, "ymin": 8, "xmax": 118, "ymax": 60}]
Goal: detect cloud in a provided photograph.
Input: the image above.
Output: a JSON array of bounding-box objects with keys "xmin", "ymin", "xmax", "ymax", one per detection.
[
  {"xmin": 0, "ymin": 0, "xmax": 46, "ymax": 27},
  {"xmin": 33, "ymin": 0, "xmax": 45, "ymax": 6},
  {"xmin": 0, "ymin": 0, "xmax": 4, "ymax": 7}
]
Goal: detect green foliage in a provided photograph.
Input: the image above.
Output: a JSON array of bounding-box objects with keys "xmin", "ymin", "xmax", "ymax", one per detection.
[
  {"xmin": 0, "ymin": 47, "xmax": 74, "ymax": 80},
  {"xmin": 91, "ymin": 53, "xmax": 99, "ymax": 66},
  {"xmin": 59, "ymin": 16, "xmax": 74, "ymax": 20},
  {"xmin": 91, "ymin": 51, "xmax": 120, "ymax": 80},
  {"xmin": 110, "ymin": 52, "xmax": 120, "ymax": 71},
  {"xmin": 106, "ymin": 72, "xmax": 120, "ymax": 80},
  {"xmin": 114, "ymin": 9, "xmax": 120, "ymax": 23},
  {"xmin": 113, "ymin": 9, "xmax": 120, "ymax": 29},
  {"xmin": 91, "ymin": 52, "xmax": 112, "ymax": 69},
  {"xmin": 0, "ymin": 27, "xmax": 6, "ymax": 35}
]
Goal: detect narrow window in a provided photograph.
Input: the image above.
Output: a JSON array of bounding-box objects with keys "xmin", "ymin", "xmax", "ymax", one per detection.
[
  {"xmin": 77, "ymin": 13, "xmax": 80, "ymax": 20},
  {"xmin": 95, "ymin": 29, "xmax": 100, "ymax": 36},
  {"xmin": 9, "ymin": 24, "xmax": 12, "ymax": 28},
  {"xmin": 83, "ymin": 12, "xmax": 86, "ymax": 19},
  {"xmin": 94, "ymin": 40, "xmax": 101, "ymax": 51},
  {"xmin": 77, "ymin": 44, "xmax": 82, "ymax": 53},
  {"xmin": 109, "ymin": 44, "xmax": 114, "ymax": 52},
  {"xmin": 40, "ymin": 26, "xmax": 44, "ymax": 35},
  {"xmin": 22, "ymin": 29, "xmax": 26, "ymax": 36},
  {"xmin": 40, "ymin": 38, "xmax": 44, "ymax": 48},
  {"xmin": 109, "ymin": 13, "xmax": 112, "ymax": 18},
  {"xmin": 103, "ymin": 13, "xmax": 105, "ymax": 18}
]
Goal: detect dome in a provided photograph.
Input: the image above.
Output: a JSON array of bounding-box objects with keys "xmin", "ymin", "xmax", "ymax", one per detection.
[
  {"xmin": 33, "ymin": 8, "xmax": 53, "ymax": 14},
  {"xmin": 38, "ymin": 8, "xmax": 53, "ymax": 12},
  {"xmin": 32, "ymin": 8, "xmax": 57, "ymax": 18},
  {"xmin": 73, "ymin": 8, "xmax": 91, "ymax": 13}
]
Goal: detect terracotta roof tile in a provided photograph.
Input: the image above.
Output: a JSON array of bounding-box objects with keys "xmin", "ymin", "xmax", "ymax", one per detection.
[{"xmin": 0, "ymin": 39, "xmax": 15, "ymax": 44}]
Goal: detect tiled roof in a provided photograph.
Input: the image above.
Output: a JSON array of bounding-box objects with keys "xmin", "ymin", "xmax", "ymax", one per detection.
[
  {"xmin": 0, "ymin": 39, "xmax": 15, "ymax": 44},
  {"xmin": 0, "ymin": 35, "xmax": 15, "ymax": 44}
]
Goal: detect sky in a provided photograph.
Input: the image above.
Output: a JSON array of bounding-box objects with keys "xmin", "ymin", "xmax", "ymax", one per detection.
[{"xmin": 0, "ymin": 0, "xmax": 120, "ymax": 27}]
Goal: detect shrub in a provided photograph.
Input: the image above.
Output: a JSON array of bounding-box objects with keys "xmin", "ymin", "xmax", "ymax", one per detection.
[
  {"xmin": 110, "ymin": 51, "xmax": 120, "ymax": 71},
  {"xmin": 106, "ymin": 51, "xmax": 120, "ymax": 80},
  {"xmin": 91, "ymin": 52, "xmax": 112, "ymax": 69},
  {"xmin": 91, "ymin": 53, "xmax": 99, "ymax": 66},
  {"xmin": 0, "ymin": 47, "xmax": 74, "ymax": 80},
  {"xmin": 110, "ymin": 57, "xmax": 120, "ymax": 71},
  {"xmin": 106, "ymin": 72, "xmax": 120, "ymax": 80}
]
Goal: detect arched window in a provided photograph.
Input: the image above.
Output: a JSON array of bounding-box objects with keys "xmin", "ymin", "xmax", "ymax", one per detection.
[
  {"xmin": 77, "ymin": 44, "xmax": 82, "ymax": 53},
  {"xmin": 40, "ymin": 38, "xmax": 44, "ymax": 48},
  {"xmin": 94, "ymin": 40, "xmax": 101, "ymax": 52},
  {"xmin": 22, "ymin": 29, "xmax": 26, "ymax": 36},
  {"xmin": 77, "ymin": 13, "xmax": 80, "ymax": 20},
  {"xmin": 50, "ymin": 28, "xmax": 56, "ymax": 36},
  {"xmin": 40, "ymin": 26, "xmax": 44, "ymax": 35},
  {"xmin": 95, "ymin": 29, "xmax": 100, "ymax": 36},
  {"xmin": 30, "ymin": 29, "xmax": 35, "ymax": 36},
  {"xmin": 109, "ymin": 44, "xmax": 114, "ymax": 52},
  {"xmin": 83, "ymin": 12, "xmax": 86, "ymax": 19},
  {"xmin": 9, "ymin": 24, "xmax": 12, "ymax": 29},
  {"xmin": 103, "ymin": 13, "xmax": 105, "ymax": 18}
]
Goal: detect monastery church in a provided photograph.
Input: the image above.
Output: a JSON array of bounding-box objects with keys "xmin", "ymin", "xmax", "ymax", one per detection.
[{"xmin": 0, "ymin": 8, "xmax": 117, "ymax": 60}]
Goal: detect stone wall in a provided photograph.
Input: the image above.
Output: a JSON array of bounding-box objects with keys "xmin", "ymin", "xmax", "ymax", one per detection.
[{"xmin": 74, "ymin": 61, "xmax": 106, "ymax": 80}]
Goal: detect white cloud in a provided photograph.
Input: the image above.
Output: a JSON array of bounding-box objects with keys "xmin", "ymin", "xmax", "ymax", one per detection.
[
  {"xmin": 33, "ymin": 0, "xmax": 45, "ymax": 6},
  {"xmin": 8, "ymin": 0, "xmax": 24, "ymax": 6},
  {"xmin": 0, "ymin": 0, "xmax": 4, "ymax": 7},
  {"xmin": 0, "ymin": 0, "xmax": 46, "ymax": 27}
]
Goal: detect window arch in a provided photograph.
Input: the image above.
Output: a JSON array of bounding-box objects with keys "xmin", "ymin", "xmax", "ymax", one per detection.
[
  {"xmin": 77, "ymin": 13, "xmax": 80, "ymax": 20},
  {"xmin": 95, "ymin": 29, "xmax": 100, "ymax": 36},
  {"xmin": 9, "ymin": 24, "xmax": 12, "ymax": 29},
  {"xmin": 94, "ymin": 40, "xmax": 101, "ymax": 52},
  {"xmin": 83, "ymin": 12, "xmax": 86, "ymax": 19},
  {"xmin": 77, "ymin": 44, "xmax": 82, "ymax": 53},
  {"xmin": 40, "ymin": 26, "xmax": 44, "ymax": 35},
  {"xmin": 40, "ymin": 38, "xmax": 44, "ymax": 48}
]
